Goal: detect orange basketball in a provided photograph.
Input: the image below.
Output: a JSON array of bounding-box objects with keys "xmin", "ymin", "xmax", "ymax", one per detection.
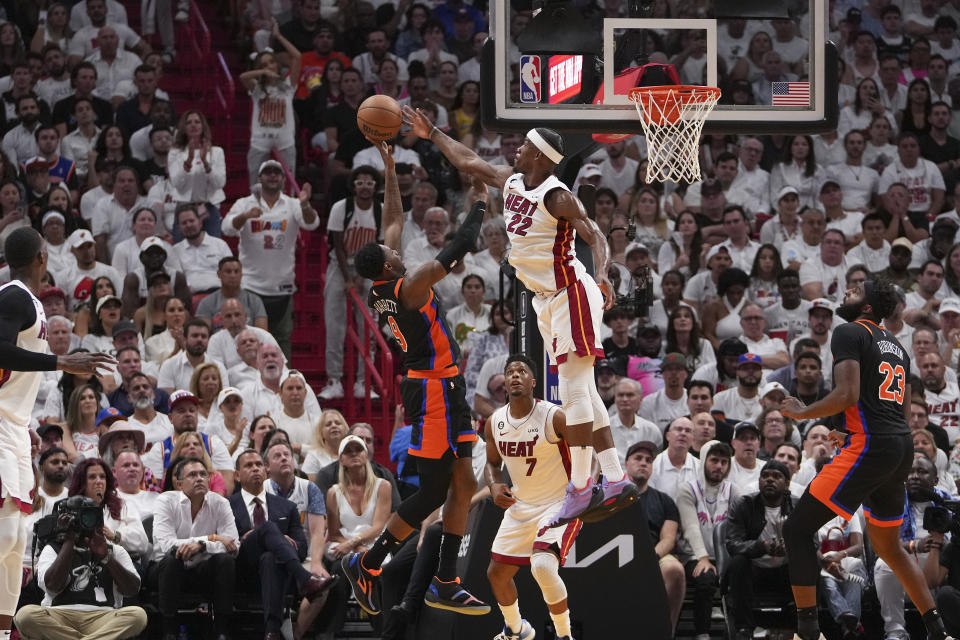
[{"xmin": 357, "ymin": 95, "xmax": 403, "ymax": 142}]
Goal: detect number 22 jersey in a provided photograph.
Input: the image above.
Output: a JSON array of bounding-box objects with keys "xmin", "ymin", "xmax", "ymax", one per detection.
[
  {"xmin": 369, "ymin": 279, "xmax": 460, "ymax": 374},
  {"xmin": 832, "ymin": 319, "xmax": 910, "ymax": 436}
]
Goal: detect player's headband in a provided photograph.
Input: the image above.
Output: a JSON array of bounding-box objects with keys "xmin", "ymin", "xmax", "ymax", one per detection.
[{"xmin": 526, "ymin": 129, "xmax": 564, "ymax": 164}]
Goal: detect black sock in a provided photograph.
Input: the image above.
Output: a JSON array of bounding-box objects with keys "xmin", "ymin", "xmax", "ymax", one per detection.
[
  {"xmin": 363, "ymin": 530, "xmax": 405, "ymax": 571},
  {"xmin": 436, "ymin": 533, "xmax": 462, "ymax": 582},
  {"xmin": 923, "ymin": 608, "xmax": 949, "ymax": 640},
  {"xmin": 796, "ymin": 605, "xmax": 820, "ymax": 640}
]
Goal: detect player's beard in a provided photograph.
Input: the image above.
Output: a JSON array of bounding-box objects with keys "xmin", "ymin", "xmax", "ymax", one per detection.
[{"xmin": 836, "ymin": 300, "xmax": 866, "ymax": 322}]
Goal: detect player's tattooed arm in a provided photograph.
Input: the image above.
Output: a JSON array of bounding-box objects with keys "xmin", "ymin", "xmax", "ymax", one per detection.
[
  {"xmin": 402, "ymin": 105, "xmax": 513, "ymax": 189},
  {"xmin": 546, "ymin": 188, "xmax": 614, "ymax": 310},
  {"xmin": 374, "ymin": 141, "xmax": 404, "ymax": 253}
]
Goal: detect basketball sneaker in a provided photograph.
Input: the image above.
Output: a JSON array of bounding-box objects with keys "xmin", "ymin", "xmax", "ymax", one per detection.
[
  {"xmin": 545, "ymin": 479, "xmax": 604, "ymax": 529},
  {"xmin": 578, "ymin": 474, "xmax": 640, "ymax": 523},
  {"xmin": 494, "ymin": 619, "xmax": 535, "ymax": 640},
  {"xmin": 341, "ymin": 552, "xmax": 382, "ymax": 615},
  {"xmin": 424, "ymin": 576, "xmax": 491, "ymax": 615}
]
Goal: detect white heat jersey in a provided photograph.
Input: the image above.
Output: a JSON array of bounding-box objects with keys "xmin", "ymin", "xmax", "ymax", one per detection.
[
  {"xmin": 503, "ymin": 173, "xmax": 588, "ymax": 294},
  {"xmin": 926, "ymin": 383, "xmax": 960, "ymax": 444},
  {"xmin": 0, "ymin": 281, "xmax": 48, "ymax": 426},
  {"xmin": 490, "ymin": 400, "xmax": 569, "ymax": 506}
]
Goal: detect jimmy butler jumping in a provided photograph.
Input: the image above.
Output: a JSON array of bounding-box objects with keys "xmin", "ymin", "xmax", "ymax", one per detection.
[
  {"xmin": 781, "ymin": 278, "xmax": 954, "ymax": 640},
  {"xmin": 405, "ymin": 107, "xmax": 636, "ymax": 527}
]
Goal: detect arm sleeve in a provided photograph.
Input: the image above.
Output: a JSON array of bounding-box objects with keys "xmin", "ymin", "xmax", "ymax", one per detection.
[
  {"xmin": 831, "ymin": 323, "xmax": 866, "ymax": 366},
  {"xmin": 0, "ymin": 287, "xmax": 58, "ymax": 371}
]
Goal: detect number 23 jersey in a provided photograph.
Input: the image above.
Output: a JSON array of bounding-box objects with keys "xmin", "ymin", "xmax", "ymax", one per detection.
[
  {"xmin": 502, "ymin": 173, "xmax": 589, "ymax": 294},
  {"xmin": 833, "ymin": 319, "xmax": 910, "ymax": 435}
]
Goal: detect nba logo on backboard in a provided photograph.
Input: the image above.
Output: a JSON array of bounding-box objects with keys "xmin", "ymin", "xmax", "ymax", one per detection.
[{"xmin": 520, "ymin": 55, "xmax": 541, "ymax": 103}]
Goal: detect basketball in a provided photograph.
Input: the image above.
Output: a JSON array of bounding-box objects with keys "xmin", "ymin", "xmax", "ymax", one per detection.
[{"xmin": 357, "ymin": 95, "xmax": 403, "ymax": 142}]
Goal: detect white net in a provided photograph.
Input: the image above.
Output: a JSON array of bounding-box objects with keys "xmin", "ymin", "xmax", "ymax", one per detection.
[{"xmin": 629, "ymin": 86, "xmax": 721, "ymax": 184}]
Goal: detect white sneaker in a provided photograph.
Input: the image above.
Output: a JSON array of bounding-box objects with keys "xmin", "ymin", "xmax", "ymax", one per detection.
[
  {"xmin": 175, "ymin": 9, "xmax": 189, "ymax": 21},
  {"xmin": 319, "ymin": 379, "xmax": 344, "ymax": 400},
  {"xmin": 354, "ymin": 381, "xmax": 379, "ymax": 399}
]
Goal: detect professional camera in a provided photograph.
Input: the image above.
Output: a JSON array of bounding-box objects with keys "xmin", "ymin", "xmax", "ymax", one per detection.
[
  {"xmin": 923, "ymin": 499, "xmax": 960, "ymax": 536},
  {"xmin": 34, "ymin": 495, "xmax": 104, "ymax": 546},
  {"xmin": 612, "ymin": 263, "xmax": 655, "ymax": 318}
]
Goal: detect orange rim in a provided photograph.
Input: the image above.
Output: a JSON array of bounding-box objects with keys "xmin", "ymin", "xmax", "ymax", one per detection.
[{"xmin": 628, "ymin": 85, "xmax": 722, "ymax": 105}]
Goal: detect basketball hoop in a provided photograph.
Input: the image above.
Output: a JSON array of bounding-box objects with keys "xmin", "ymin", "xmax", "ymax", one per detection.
[{"xmin": 628, "ymin": 85, "xmax": 721, "ymax": 184}]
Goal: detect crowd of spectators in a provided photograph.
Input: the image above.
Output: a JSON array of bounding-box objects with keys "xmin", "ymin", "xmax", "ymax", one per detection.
[{"xmin": 9, "ymin": 0, "xmax": 960, "ymax": 638}]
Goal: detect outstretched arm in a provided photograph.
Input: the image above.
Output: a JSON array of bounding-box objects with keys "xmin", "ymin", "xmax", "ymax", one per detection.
[
  {"xmin": 404, "ymin": 106, "xmax": 514, "ymax": 189},
  {"xmin": 375, "ymin": 141, "xmax": 403, "ymax": 252},
  {"xmin": 546, "ymin": 188, "xmax": 614, "ymax": 309}
]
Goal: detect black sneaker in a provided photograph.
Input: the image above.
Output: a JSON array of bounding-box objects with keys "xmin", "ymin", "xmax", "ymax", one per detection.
[
  {"xmin": 423, "ymin": 576, "xmax": 491, "ymax": 615},
  {"xmin": 341, "ymin": 552, "xmax": 382, "ymax": 615}
]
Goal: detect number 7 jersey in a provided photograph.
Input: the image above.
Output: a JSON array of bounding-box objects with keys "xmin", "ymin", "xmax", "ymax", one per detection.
[
  {"xmin": 503, "ymin": 173, "xmax": 589, "ymax": 295},
  {"xmin": 832, "ymin": 319, "xmax": 911, "ymax": 435}
]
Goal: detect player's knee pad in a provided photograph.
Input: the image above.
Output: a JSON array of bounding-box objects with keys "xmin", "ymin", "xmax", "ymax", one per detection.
[
  {"xmin": 530, "ymin": 551, "xmax": 567, "ymax": 605},
  {"xmin": 558, "ymin": 356, "xmax": 596, "ymax": 425}
]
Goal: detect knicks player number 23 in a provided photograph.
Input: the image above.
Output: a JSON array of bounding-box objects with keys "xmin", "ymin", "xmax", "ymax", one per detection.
[
  {"xmin": 878, "ymin": 362, "xmax": 905, "ymax": 404},
  {"xmin": 387, "ymin": 317, "xmax": 408, "ymax": 352}
]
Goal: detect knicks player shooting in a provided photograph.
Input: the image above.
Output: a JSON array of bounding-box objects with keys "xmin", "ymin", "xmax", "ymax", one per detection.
[
  {"xmin": 780, "ymin": 279, "xmax": 954, "ymax": 640},
  {"xmin": 486, "ymin": 354, "xmax": 581, "ymax": 640},
  {"xmin": 345, "ymin": 141, "xmax": 490, "ymax": 617},
  {"xmin": 405, "ymin": 107, "xmax": 636, "ymax": 528},
  {"xmin": 0, "ymin": 227, "xmax": 114, "ymax": 637}
]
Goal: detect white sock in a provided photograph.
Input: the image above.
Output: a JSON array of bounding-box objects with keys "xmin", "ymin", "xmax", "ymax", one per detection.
[
  {"xmin": 1, "ymin": 631, "xmax": 11, "ymax": 640},
  {"xmin": 569, "ymin": 446, "xmax": 593, "ymax": 489},
  {"xmin": 499, "ymin": 600, "xmax": 522, "ymax": 634},
  {"xmin": 597, "ymin": 447, "xmax": 624, "ymax": 481},
  {"xmin": 551, "ymin": 609, "xmax": 572, "ymax": 638}
]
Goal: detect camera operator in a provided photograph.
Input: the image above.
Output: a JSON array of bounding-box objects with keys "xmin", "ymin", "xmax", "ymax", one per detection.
[
  {"xmin": 924, "ymin": 510, "xmax": 960, "ymax": 637},
  {"xmin": 13, "ymin": 496, "xmax": 147, "ymax": 640}
]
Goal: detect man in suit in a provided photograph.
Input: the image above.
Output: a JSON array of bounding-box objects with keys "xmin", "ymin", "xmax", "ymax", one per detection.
[{"xmin": 229, "ymin": 449, "xmax": 337, "ymax": 640}]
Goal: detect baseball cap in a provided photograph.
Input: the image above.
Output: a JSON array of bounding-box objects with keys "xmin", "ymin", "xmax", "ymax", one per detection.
[
  {"xmin": 777, "ymin": 186, "xmax": 799, "ymax": 201},
  {"xmin": 97, "ymin": 420, "xmax": 146, "ymax": 455},
  {"xmin": 217, "ymin": 387, "xmax": 243, "ymax": 406},
  {"xmin": 147, "ymin": 270, "xmax": 171, "ymax": 286},
  {"xmin": 809, "ymin": 298, "xmax": 834, "ymax": 314},
  {"xmin": 37, "ymin": 286, "xmax": 65, "ymax": 302},
  {"xmin": 596, "ymin": 358, "xmax": 617, "ymax": 373},
  {"xmin": 700, "ymin": 178, "xmax": 723, "ymax": 196},
  {"xmin": 338, "ymin": 434, "xmax": 367, "ymax": 455},
  {"xmin": 96, "ymin": 407, "xmax": 124, "ymax": 428},
  {"xmin": 68, "ymin": 228, "xmax": 95, "ymax": 249},
  {"xmin": 112, "ymin": 319, "xmax": 138, "ymax": 337},
  {"xmin": 36, "ymin": 422, "xmax": 63, "ymax": 439},
  {"xmin": 638, "ymin": 325, "xmax": 661, "ymax": 338},
  {"xmin": 24, "ymin": 158, "xmax": 48, "ymax": 173},
  {"xmin": 846, "ymin": 7, "xmax": 861, "ymax": 22},
  {"xmin": 581, "ymin": 163, "xmax": 602, "ymax": 179},
  {"xmin": 258, "ymin": 159, "xmax": 284, "ymax": 175},
  {"xmin": 139, "ymin": 236, "xmax": 167, "ymax": 254},
  {"xmin": 454, "ymin": 6, "xmax": 474, "ymax": 20},
  {"xmin": 95, "ymin": 295, "xmax": 122, "ymax": 314},
  {"xmin": 169, "ymin": 389, "xmax": 199, "ymax": 411},
  {"xmin": 624, "ymin": 241, "xmax": 649, "ymax": 256},
  {"xmin": 737, "ymin": 353, "xmax": 763, "ymax": 367},
  {"xmin": 661, "ymin": 352, "xmax": 688, "ymax": 369},
  {"xmin": 705, "ymin": 244, "xmax": 730, "ymax": 263},
  {"xmin": 41, "ymin": 210, "xmax": 65, "ymax": 227},
  {"xmin": 941, "ymin": 298, "xmax": 960, "ymax": 315},
  {"xmin": 819, "ymin": 179, "xmax": 841, "ymax": 194},
  {"xmin": 891, "ymin": 237, "xmax": 913, "ymax": 252},
  {"xmin": 761, "ymin": 381, "xmax": 787, "ymax": 398},
  {"xmin": 762, "ymin": 459, "xmax": 792, "ymax": 481},
  {"xmin": 733, "ymin": 420, "xmax": 761, "ymax": 438},
  {"xmin": 626, "ymin": 440, "xmax": 658, "ymax": 459}
]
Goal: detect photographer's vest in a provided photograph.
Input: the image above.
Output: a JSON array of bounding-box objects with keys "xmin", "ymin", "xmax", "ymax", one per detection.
[
  {"xmin": 161, "ymin": 433, "xmax": 214, "ymax": 471},
  {"xmin": 48, "ymin": 542, "xmax": 116, "ymax": 608}
]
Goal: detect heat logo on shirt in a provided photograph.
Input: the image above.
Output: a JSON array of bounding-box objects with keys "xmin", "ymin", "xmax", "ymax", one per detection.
[
  {"xmin": 257, "ymin": 97, "xmax": 288, "ymax": 129},
  {"xmin": 504, "ymin": 193, "xmax": 536, "ymax": 217},
  {"xmin": 498, "ymin": 434, "xmax": 539, "ymax": 457},
  {"xmin": 251, "ymin": 219, "xmax": 287, "ymax": 233}
]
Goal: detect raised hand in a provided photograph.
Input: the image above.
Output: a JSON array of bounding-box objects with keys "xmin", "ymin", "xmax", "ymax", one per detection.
[{"xmin": 402, "ymin": 105, "xmax": 433, "ymax": 139}]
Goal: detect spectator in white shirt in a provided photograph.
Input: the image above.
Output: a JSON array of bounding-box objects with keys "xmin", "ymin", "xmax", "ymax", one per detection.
[
  {"xmin": 800, "ymin": 228, "xmax": 848, "ymax": 303},
  {"xmin": 222, "ymin": 159, "xmax": 319, "ymax": 358},
  {"xmin": 167, "ymin": 110, "xmax": 227, "ymax": 238},
  {"xmin": 2, "ymin": 94, "xmax": 42, "ymax": 165},
  {"xmin": 240, "ymin": 342, "xmax": 321, "ymax": 422},
  {"xmin": 112, "ymin": 449, "xmax": 159, "ymax": 518},
  {"xmin": 712, "ymin": 353, "xmax": 764, "ymax": 424},
  {"xmin": 846, "ymin": 213, "xmax": 891, "ymax": 273},
  {"xmin": 63, "ymin": 228, "xmax": 124, "ymax": 312},
  {"xmin": 719, "ymin": 206, "xmax": 760, "ymax": 272},
  {"xmin": 125, "ymin": 371, "xmax": 173, "ymax": 445},
  {"xmin": 760, "ymin": 186, "xmax": 803, "ymax": 250},
  {"xmin": 598, "ymin": 139, "xmax": 639, "ymax": 197},
  {"xmin": 738, "ymin": 303, "xmax": 790, "ymax": 369},
  {"xmin": 92, "ymin": 166, "xmax": 148, "ymax": 263},
  {"xmin": 828, "ymin": 130, "xmax": 881, "ymax": 212},
  {"xmin": 730, "ymin": 137, "xmax": 771, "ymax": 215},
  {"xmin": 728, "ymin": 420, "xmax": 763, "ymax": 492},
  {"xmin": 271, "ymin": 371, "xmax": 320, "ymax": 459},
  {"xmin": 781, "ymin": 206, "xmax": 826, "ymax": 271},
  {"xmin": 638, "ymin": 353, "xmax": 689, "ymax": 433},
  {"xmin": 769, "ymin": 135, "xmax": 827, "ymax": 210},
  {"xmin": 404, "ymin": 206, "xmax": 450, "ymax": 270},
  {"xmin": 609, "ymin": 378, "xmax": 663, "ymax": 462},
  {"xmin": 879, "ymin": 132, "xmax": 945, "ymax": 224},
  {"xmin": 649, "ymin": 416, "xmax": 700, "ymax": 501},
  {"xmin": 172, "ymin": 204, "xmax": 233, "ymax": 293},
  {"xmin": 207, "ymin": 299, "xmax": 278, "ymax": 370},
  {"xmin": 86, "ymin": 26, "xmax": 142, "ymax": 101},
  {"xmin": 351, "ymin": 28, "xmax": 410, "ymax": 87},
  {"xmin": 446, "ymin": 274, "xmax": 491, "ymax": 347},
  {"xmin": 157, "ymin": 318, "xmax": 229, "ymax": 393}
]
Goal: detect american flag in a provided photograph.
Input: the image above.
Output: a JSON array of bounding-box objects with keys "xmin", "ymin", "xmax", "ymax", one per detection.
[{"xmin": 772, "ymin": 81, "xmax": 810, "ymax": 106}]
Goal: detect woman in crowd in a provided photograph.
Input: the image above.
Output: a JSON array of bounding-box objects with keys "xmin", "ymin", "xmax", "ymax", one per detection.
[
  {"xmin": 863, "ymin": 114, "xmax": 898, "ymax": 172},
  {"xmin": 657, "ymin": 210, "xmax": 702, "ymax": 276},
  {"xmin": 240, "ymin": 414, "xmax": 279, "ymax": 462},
  {"xmin": 899, "ymin": 78, "xmax": 933, "ymax": 136},
  {"xmin": 747, "ymin": 243, "xmax": 782, "ymax": 308},
  {"xmin": 757, "ymin": 407, "xmax": 796, "ymax": 460},
  {"xmin": 68, "ymin": 458, "xmax": 150, "ymax": 559},
  {"xmin": 302, "ymin": 58, "xmax": 344, "ymax": 150},
  {"xmin": 465, "ymin": 218, "xmax": 508, "ymax": 302},
  {"xmin": 240, "ymin": 19, "xmax": 301, "ymax": 184},
  {"xmin": 201, "ymin": 387, "xmax": 246, "ymax": 456},
  {"xmin": 838, "ymin": 77, "xmax": 894, "ymax": 138},
  {"xmin": 144, "ymin": 293, "xmax": 187, "ymax": 364},
  {"xmin": 80, "ymin": 294, "xmax": 124, "ymax": 354},
  {"xmin": 730, "ymin": 30, "xmax": 773, "ymax": 83},
  {"xmin": 394, "ymin": 3, "xmax": 429, "ymax": 59},
  {"xmin": 37, "ymin": 184, "xmax": 82, "ymax": 234},
  {"xmin": 701, "ymin": 267, "xmax": 750, "ymax": 349},
  {"xmin": 0, "ymin": 179, "xmax": 27, "ymax": 261},
  {"xmin": 171, "ymin": 431, "xmax": 227, "ymax": 495},
  {"xmin": 88, "ymin": 126, "xmax": 142, "ymax": 187},
  {"xmin": 324, "ymin": 435, "xmax": 391, "ymax": 560},
  {"xmin": 37, "ymin": 206, "xmax": 74, "ymax": 279},
  {"xmin": 60, "ymin": 384, "xmax": 104, "ymax": 462},
  {"xmin": 942, "ymin": 244, "xmax": 960, "ymax": 299},
  {"xmin": 429, "ymin": 61, "xmax": 460, "ymax": 112},
  {"xmin": 769, "ymin": 135, "xmax": 826, "ymax": 209},
  {"xmin": 464, "ymin": 302, "xmax": 513, "ymax": 405},
  {"xmin": 31, "ymin": 2, "xmax": 72, "ymax": 52},
  {"xmin": 649, "ymin": 270, "xmax": 686, "ymax": 335},
  {"xmin": 190, "ymin": 363, "xmax": 224, "ymax": 426},
  {"xmin": 374, "ymin": 58, "xmax": 407, "ymax": 101},
  {"xmin": 42, "ymin": 350, "xmax": 108, "ymax": 423},
  {"xmin": 303, "ymin": 409, "xmax": 349, "ymax": 481},
  {"xmin": 665, "ymin": 305, "xmax": 715, "ymax": 373},
  {"xmin": 592, "ymin": 187, "xmax": 619, "ymax": 236},
  {"xmin": 450, "ymin": 80, "xmax": 480, "ymax": 141},
  {"xmin": 626, "ymin": 185, "xmax": 672, "ymax": 260},
  {"xmin": 134, "ymin": 271, "xmax": 171, "ymax": 341},
  {"xmin": 0, "ymin": 23, "xmax": 26, "ymax": 76},
  {"xmin": 167, "ymin": 110, "xmax": 227, "ymax": 238}
]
